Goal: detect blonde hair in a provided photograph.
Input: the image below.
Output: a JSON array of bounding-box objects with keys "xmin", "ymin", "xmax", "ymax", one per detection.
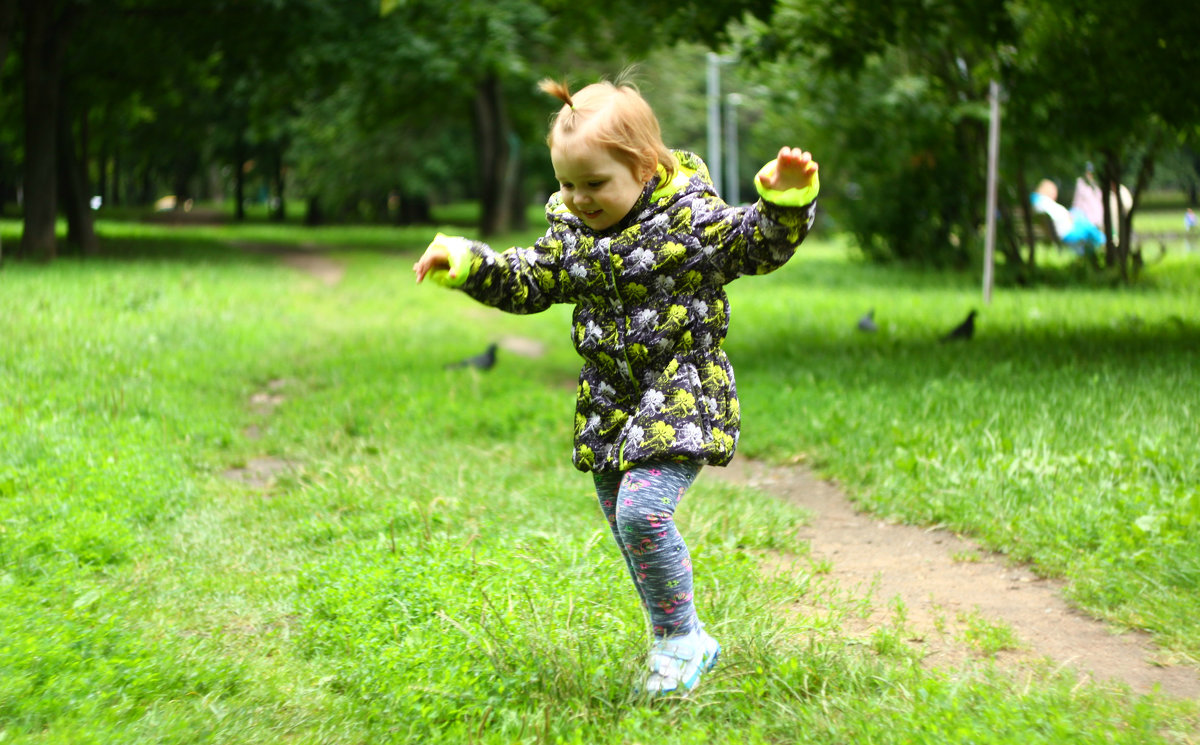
[{"xmin": 538, "ymin": 76, "xmax": 676, "ymax": 184}]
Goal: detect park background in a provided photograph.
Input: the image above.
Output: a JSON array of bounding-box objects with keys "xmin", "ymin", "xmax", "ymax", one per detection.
[{"xmin": 2, "ymin": 1, "xmax": 1200, "ymax": 743}]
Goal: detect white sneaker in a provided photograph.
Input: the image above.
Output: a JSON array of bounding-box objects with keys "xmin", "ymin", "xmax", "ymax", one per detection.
[{"xmin": 643, "ymin": 627, "xmax": 721, "ymax": 695}]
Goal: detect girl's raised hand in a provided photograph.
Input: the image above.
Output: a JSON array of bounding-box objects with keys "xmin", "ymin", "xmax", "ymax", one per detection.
[{"xmin": 758, "ymin": 147, "xmax": 819, "ymax": 193}]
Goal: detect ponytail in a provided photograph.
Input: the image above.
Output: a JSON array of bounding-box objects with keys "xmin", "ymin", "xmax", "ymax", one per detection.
[{"xmin": 540, "ymin": 75, "xmax": 675, "ymax": 185}]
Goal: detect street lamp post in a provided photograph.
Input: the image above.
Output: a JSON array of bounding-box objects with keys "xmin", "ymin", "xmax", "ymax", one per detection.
[
  {"xmin": 706, "ymin": 52, "xmax": 724, "ymax": 198},
  {"xmin": 724, "ymin": 93, "xmax": 742, "ymax": 205}
]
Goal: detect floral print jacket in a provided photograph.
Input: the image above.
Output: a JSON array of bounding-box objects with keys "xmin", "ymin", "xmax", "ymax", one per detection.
[{"xmin": 437, "ymin": 150, "xmax": 817, "ymax": 472}]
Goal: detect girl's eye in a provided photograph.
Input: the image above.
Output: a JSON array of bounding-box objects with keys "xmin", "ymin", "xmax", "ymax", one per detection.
[{"xmin": 588, "ymin": 181, "xmax": 604, "ymax": 188}]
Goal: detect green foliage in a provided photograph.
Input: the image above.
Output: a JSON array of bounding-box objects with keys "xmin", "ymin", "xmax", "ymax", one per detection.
[
  {"xmin": 1010, "ymin": 0, "xmax": 1200, "ymax": 144},
  {"xmin": 743, "ymin": 0, "xmax": 1015, "ymax": 267},
  {"xmin": 741, "ymin": 0, "xmax": 1200, "ymax": 275},
  {"xmin": 827, "ymin": 56, "xmax": 988, "ymax": 265}
]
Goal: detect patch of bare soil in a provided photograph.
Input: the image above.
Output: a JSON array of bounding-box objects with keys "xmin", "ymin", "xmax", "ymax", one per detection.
[
  {"xmin": 223, "ymin": 379, "xmax": 297, "ymax": 488},
  {"xmin": 248, "ymin": 378, "xmax": 288, "ymax": 417},
  {"xmin": 233, "ymin": 241, "xmax": 345, "ymax": 286},
  {"xmin": 277, "ymin": 252, "xmax": 344, "ymax": 286},
  {"xmin": 707, "ymin": 457, "xmax": 1200, "ymax": 700},
  {"xmin": 221, "ymin": 456, "xmax": 294, "ymax": 489},
  {"xmin": 141, "ymin": 207, "xmax": 229, "ymax": 225}
]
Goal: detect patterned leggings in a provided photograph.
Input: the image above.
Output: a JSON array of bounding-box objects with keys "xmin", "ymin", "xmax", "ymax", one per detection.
[{"xmin": 593, "ymin": 461, "xmax": 702, "ymax": 639}]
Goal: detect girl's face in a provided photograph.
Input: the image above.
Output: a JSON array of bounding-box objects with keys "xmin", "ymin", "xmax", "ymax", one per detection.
[{"xmin": 551, "ymin": 137, "xmax": 652, "ymax": 232}]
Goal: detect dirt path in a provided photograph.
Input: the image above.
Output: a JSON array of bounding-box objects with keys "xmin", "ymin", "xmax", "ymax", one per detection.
[
  {"xmin": 707, "ymin": 457, "xmax": 1200, "ymax": 700},
  {"xmin": 232, "ymin": 241, "xmax": 347, "ymax": 286}
]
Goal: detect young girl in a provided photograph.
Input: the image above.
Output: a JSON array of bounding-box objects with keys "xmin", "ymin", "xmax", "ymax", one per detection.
[{"xmin": 414, "ymin": 77, "xmax": 819, "ymax": 695}]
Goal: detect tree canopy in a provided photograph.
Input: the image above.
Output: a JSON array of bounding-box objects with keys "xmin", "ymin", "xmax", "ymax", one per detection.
[{"xmin": 1, "ymin": 0, "xmax": 1197, "ymax": 278}]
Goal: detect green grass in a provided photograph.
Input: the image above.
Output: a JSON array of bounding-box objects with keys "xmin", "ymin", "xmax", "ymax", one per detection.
[{"xmin": 1, "ymin": 213, "xmax": 1198, "ymax": 743}]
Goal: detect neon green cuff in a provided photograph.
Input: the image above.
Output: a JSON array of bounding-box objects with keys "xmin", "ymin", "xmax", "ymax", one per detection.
[
  {"xmin": 755, "ymin": 159, "xmax": 820, "ymax": 207},
  {"xmin": 426, "ymin": 232, "xmax": 474, "ymax": 287}
]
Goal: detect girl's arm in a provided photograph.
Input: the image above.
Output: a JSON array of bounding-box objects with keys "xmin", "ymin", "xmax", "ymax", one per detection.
[
  {"xmin": 413, "ymin": 223, "xmax": 573, "ymax": 315},
  {"xmin": 693, "ymin": 146, "xmax": 820, "ymax": 280}
]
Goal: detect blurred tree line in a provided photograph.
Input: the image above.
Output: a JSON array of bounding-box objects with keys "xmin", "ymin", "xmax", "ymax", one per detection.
[{"xmin": 1, "ymin": 0, "xmax": 1197, "ymax": 282}]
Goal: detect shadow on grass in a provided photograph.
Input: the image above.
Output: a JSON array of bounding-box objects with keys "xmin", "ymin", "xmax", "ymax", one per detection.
[
  {"xmin": 93, "ymin": 235, "xmax": 277, "ymax": 266},
  {"xmin": 0, "ymin": 209, "xmax": 492, "ymax": 270},
  {"xmin": 1, "ymin": 227, "xmax": 436, "ymax": 270},
  {"xmin": 730, "ymin": 320, "xmax": 1200, "ymax": 386},
  {"xmin": 781, "ymin": 247, "xmax": 1200, "ymax": 293}
]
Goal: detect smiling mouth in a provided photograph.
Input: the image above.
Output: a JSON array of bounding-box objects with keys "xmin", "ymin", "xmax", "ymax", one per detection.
[{"xmin": 581, "ymin": 209, "xmax": 602, "ymax": 220}]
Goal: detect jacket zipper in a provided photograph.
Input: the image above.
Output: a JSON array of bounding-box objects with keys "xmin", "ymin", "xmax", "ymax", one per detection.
[{"xmin": 601, "ymin": 239, "xmax": 640, "ymax": 396}]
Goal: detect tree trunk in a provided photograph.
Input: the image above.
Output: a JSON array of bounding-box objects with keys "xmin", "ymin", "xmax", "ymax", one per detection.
[
  {"xmin": 507, "ymin": 137, "xmax": 528, "ymax": 231},
  {"xmin": 171, "ymin": 157, "xmax": 192, "ymax": 213},
  {"xmin": 0, "ymin": 0, "xmax": 9, "ymax": 258},
  {"xmin": 1100, "ymin": 151, "xmax": 1123, "ymax": 279},
  {"xmin": 57, "ymin": 99, "xmax": 98, "ymax": 255},
  {"xmin": 394, "ymin": 192, "xmax": 431, "ymax": 225},
  {"xmin": 1015, "ymin": 158, "xmax": 1036, "ymax": 273},
  {"xmin": 138, "ymin": 166, "xmax": 153, "ymax": 207},
  {"xmin": 97, "ymin": 151, "xmax": 108, "ymax": 209},
  {"xmin": 0, "ymin": 0, "xmax": 17, "ymax": 84},
  {"xmin": 137, "ymin": 167, "xmax": 152, "ymax": 206},
  {"xmin": 234, "ymin": 131, "xmax": 247, "ymax": 221},
  {"xmin": 1127, "ymin": 137, "xmax": 1159, "ymax": 255},
  {"xmin": 304, "ymin": 196, "xmax": 323, "ymax": 226},
  {"xmin": 270, "ymin": 147, "xmax": 285, "ymax": 222},
  {"xmin": 20, "ymin": 0, "xmax": 65, "ymax": 261},
  {"xmin": 473, "ymin": 74, "xmax": 513, "ymax": 237},
  {"xmin": 111, "ymin": 148, "xmax": 122, "ymax": 206},
  {"xmin": 1188, "ymin": 149, "xmax": 1200, "ymax": 207},
  {"xmin": 94, "ymin": 104, "xmax": 109, "ymax": 207}
]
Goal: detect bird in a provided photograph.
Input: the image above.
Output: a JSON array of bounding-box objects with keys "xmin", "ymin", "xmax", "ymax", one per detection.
[
  {"xmin": 445, "ymin": 343, "xmax": 498, "ymax": 371},
  {"xmin": 856, "ymin": 308, "xmax": 878, "ymax": 333},
  {"xmin": 941, "ymin": 310, "xmax": 977, "ymax": 342}
]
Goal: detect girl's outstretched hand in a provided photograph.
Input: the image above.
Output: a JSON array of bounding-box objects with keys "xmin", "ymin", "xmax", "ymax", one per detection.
[
  {"xmin": 758, "ymin": 147, "xmax": 819, "ymax": 193},
  {"xmin": 413, "ymin": 246, "xmax": 449, "ymax": 284}
]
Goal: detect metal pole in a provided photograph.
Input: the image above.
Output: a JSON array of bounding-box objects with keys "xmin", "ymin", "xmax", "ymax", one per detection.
[
  {"xmin": 706, "ymin": 53, "xmax": 723, "ymax": 198},
  {"xmin": 724, "ymin": 93, "xmax": 741, "ymax": 205},
  {"xmin": 983, "ymin": 80, "xmax": 1001, "ymax": 305}
]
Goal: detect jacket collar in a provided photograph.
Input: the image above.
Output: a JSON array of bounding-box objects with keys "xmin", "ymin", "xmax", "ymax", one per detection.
[{"xmin": 650, "ymin": 151, "xmax": 704, "ymax": 204}]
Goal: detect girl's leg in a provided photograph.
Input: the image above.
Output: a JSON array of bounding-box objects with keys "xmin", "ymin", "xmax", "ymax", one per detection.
[
  {"xmin": 597, "ymin": 462, "xmax": 719, "ymax": 694},
  {"xmin": 612, "ymin": 461, "xmax": 702, "ymax": 639},
  {"xmin": 593, "ymin": 470, "xmax": 650, "ymax": 612}
]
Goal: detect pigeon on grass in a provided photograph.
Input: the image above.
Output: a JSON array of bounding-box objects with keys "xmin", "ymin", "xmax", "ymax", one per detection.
[
  {"xmin": 445, "ymin": 343, "xmax": 499, "ymax": 370},
  {"xmin": 941, "ymin": 310, "xmax": 977, "ymax": 342},
  {"xmin": 857, "ymin": 308, "xmax": 878, "ymax": 333}
]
